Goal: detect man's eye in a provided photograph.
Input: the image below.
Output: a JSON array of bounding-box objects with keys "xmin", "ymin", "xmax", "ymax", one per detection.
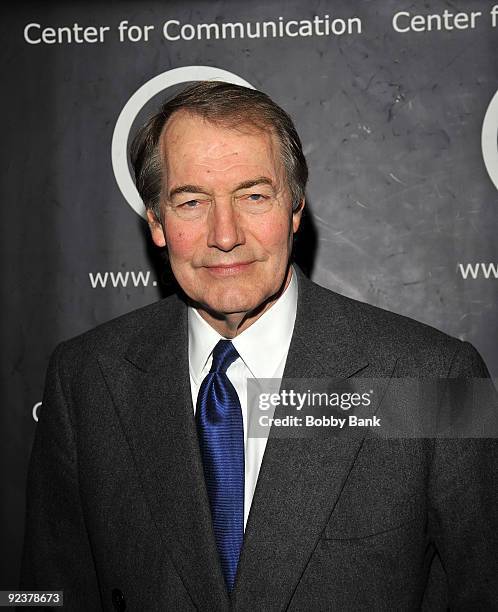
[
  {"xmin": 237, "ymin": 193, "xmax": 273, "ymax": 214},
  {"xmin": 180, "ymin": 200, "xmax": 200, "ymax": 208}
]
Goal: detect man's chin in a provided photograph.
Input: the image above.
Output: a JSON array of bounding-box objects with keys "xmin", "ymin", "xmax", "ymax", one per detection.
[
  {"xmin": 200, "ymin": 297, "xmax": 262, "ymax": 319},
  {"xmin": 191, "ymin": 285, "xmax": 272, "ymax": 317}
]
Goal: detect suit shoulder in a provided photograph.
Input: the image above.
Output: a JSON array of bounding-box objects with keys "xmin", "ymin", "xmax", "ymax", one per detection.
[
  {"xmin": 55, "ymin": 293, "xmax": 184, "ymax": 361},
  {"xmin": 341, "ymin": 291, "xmax": 455, "ymax": 347},
  {"xmin": 305, "ymin": 277, "xmax": 473, "ymax": 375},
  {"xmin": 308, "ymin": 278, "xmax": 455, "ymax": 341}
]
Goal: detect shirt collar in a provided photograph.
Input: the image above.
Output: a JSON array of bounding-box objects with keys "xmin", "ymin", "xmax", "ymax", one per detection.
[{"xmin": 188, "ymin": 266, "xmax": 298, "ymax": 384}]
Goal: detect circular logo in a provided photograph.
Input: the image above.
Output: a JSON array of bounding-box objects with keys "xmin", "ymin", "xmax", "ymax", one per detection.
[
  {"xmin": 112, "ymin": 66, "xmax": 255, "ymax": 218},
  {"xmin": 32, "ymin": 401, "xmax": 42, "ymax": 422},
  {"xmin": 482, "ymin": 89, "xmax": 498, "ymax": 192}
]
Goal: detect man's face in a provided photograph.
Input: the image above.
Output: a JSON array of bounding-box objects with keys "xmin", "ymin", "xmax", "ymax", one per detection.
[{"xmin": 147, "ymin": 110, "xmax": 303, "ymax": 325}]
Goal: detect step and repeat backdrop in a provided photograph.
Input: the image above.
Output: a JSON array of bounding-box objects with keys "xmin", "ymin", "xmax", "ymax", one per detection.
[{"xmin": 1, "ymin": 0, "xmax": 497, "ymax": 587}]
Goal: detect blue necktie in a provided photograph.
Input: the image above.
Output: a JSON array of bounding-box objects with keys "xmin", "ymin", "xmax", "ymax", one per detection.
[{"xmin": 195, "ymin": 340, "xmax": 244, "ymax": 592}]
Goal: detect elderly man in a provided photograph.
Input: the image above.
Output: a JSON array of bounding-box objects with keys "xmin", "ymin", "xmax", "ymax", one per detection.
[{"xmin": 21, "ymin": 82, "xmax": 497, "ymax": 610}]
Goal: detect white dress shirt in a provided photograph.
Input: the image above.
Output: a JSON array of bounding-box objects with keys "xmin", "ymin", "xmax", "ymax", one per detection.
[{"xmin": 188, "ymin": 267, "xmax": 298, "ymax": 530}]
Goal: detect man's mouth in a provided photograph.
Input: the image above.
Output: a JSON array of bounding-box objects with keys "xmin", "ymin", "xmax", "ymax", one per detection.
[{"xmin": 204, "ymin": 261, "xmax": 255, "ymax": 276}]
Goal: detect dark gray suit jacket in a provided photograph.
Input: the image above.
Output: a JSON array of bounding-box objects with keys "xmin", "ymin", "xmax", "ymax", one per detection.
[{"xmin": 21, "ymin": 267, "xmax": 498, "ymax": 610}]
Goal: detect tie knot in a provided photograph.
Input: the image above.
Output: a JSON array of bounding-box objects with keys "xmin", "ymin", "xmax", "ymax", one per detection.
[{"xmin": 210, "ymin": 340, "xmax": 239, "ymax": 374}]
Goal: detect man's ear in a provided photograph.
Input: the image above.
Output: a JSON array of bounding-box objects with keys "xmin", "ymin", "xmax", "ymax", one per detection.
[
  {"xmin": 146, "ymin": 209, "xmax": 166, "ymax": 247},
  {"xmin": 292, "ymin": 198, "xmax": 305, "ymax": 233}
]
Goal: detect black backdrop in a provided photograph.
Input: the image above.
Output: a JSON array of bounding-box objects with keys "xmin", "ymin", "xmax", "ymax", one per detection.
[{"xmin": 1, "ymin": 0, "xmax": 497, "ymax": 587}]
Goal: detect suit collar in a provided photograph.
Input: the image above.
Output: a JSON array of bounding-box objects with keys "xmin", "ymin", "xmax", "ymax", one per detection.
[
  {"xmin": 287, "ymin": 265, "xmax": 370, "ymax": 379},
  {"xmin": 123, "ymin": 292, "xmax": 187, "ymax": 372}
]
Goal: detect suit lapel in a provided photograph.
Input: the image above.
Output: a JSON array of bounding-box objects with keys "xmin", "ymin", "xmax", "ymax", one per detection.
[
  {"xmin": 97, "ymin": 295, "xmax": 230, "ymax": 611},
  {"xmin": 232, "ymin": 269, "xmax": 395, "ymax": 611}
]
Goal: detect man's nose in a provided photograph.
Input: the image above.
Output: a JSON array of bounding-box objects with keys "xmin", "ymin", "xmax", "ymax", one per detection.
[{"xmin": 206, "ymin": 199, "xmax": 245, "ymax": 251}]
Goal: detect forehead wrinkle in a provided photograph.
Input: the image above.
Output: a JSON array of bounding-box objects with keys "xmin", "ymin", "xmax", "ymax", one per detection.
[
  {"xmin": 190, "ymin": 137, "xmax": 280, "ymax": 177},
  {"xmin": 204, "ymin": 138, "xmax": 239, "ymax": 159},
  {"xmin": 190, "ymin": 158, "xmax": 273, "ymax": 176},
  {"xmin": 162, "ymin": 110, "xmax": 279, "ymax": 158},
  {"xmin": 160, "ymin": 111, "xmax": 289, "ymax": 196}
]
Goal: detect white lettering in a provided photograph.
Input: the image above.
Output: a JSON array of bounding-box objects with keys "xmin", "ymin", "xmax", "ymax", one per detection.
[
  {"xmin": 305, "ymin": 416, "xmax": 347, "ymax": 428},
  {"xmin": 163, "ymin": 20, "xmax": 180, "ymax": 41},
  {"xmin": 24, "ymin": 23, "xmax": 41, "ymax": 44},
  {"xmin": 197, "ymin": 23, "xmax": 220, "ymax": 40},
  {"xmin": 492, "ymin": 5, "xmax": 498, "ymax": 28},
  {"xmin": 458, "ymin": 262, "xmax": 498, "ymax": 280},
  {"xmin": 349, "ymin": 415, "xmax": 381, "ymax": 427},
  {"xmin": 393, "ymin": 12, "xmax": 411, "ymax": 33},
  {"xmin": 24, "ymin": 22, "xmax": 110, "ymax": 44},
  {"xmin": 222, "ymin": 22, "xmax": 244, "ymax": 39},
  {"xmin": 331, "ymin": 18, "xmax": 346, "ymax": 35},
  {"xmin": 160, "ymin": 15, "xmax": 363, "ymax": 42},
  {"xmin": 181, "ymin": 23, "xmax": 196, "ymax": 41},
  {"xmin": 393, "ymin": 10, "xmax": 481, "ymax": 33},
  {"xmin": 285, "ymin": 20, "xmax": 299, "ymax": 37}
]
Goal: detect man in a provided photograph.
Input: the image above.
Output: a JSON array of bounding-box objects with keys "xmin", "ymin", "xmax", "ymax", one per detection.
[{"xmin": 21, "ymin": 82, "xmax": 497, "ymax": 610}]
